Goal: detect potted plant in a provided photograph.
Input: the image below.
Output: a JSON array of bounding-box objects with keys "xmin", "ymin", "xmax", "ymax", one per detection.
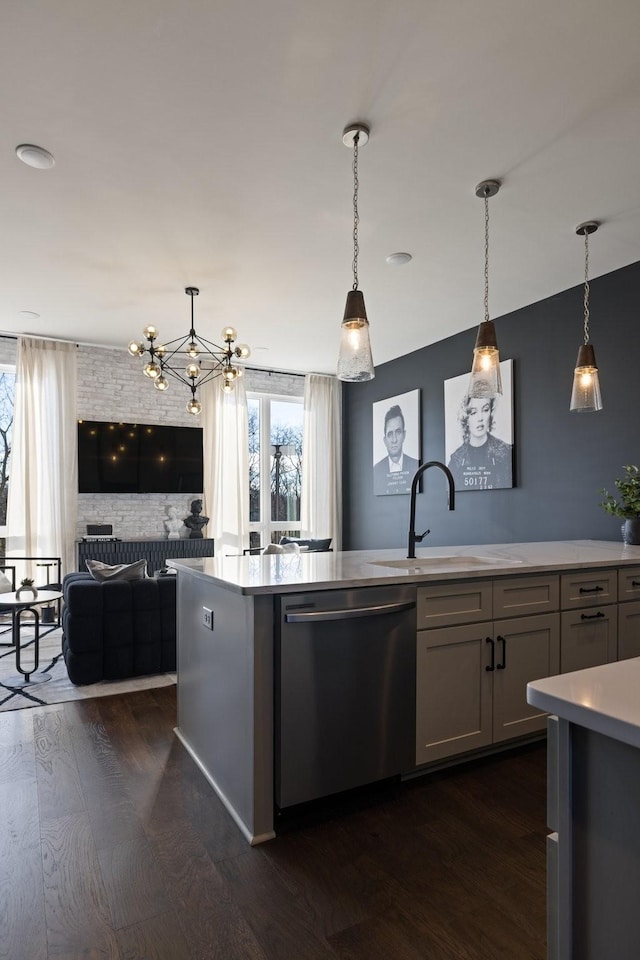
[
  {"xmin": 16, "ymin": 577, "xmax": 38, "ymax": 601},
  {"xmin": 600, "ymin": 464, "xmax": 640, "ymax": 544}
]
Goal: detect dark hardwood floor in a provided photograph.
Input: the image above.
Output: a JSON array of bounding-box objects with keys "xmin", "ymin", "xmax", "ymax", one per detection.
[{"xmin": 0, "ymin": 688, "xmax": 548, "ymax": 960}]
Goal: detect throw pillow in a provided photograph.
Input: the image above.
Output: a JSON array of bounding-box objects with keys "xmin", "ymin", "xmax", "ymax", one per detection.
[
  {"xmin": 262, "ymin": 542, "xmax": 300, "ymax": 555},
  {"xmin": 85, "ymin": 558, "xmax": 148, "ymax": 582},
  {"xmin": 280, "ymin": 537, "xmax": 332, "ymax": 552},
  {"xmin": 0, "ymin": 570, "xmax": 13, "ymax": 594}
]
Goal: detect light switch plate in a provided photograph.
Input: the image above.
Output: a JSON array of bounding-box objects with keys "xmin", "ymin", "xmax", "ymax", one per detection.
[{"xmin": 202, "ymin": 607, "xmax": 213, "ymax": 630}]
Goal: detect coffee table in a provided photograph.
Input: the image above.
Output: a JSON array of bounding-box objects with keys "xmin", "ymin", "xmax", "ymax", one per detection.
[{"xmin": 0, "ymin": 589, "xmax": 63, "ymax": 686}]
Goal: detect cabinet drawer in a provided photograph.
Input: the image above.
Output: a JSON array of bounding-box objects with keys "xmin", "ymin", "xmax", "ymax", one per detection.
[
  {"xmin": 618, "ymin": 600, "xmax": 640, "ymax": 661},
  {"xmin": 560, "ymin": 569, "xmax": 617, "ymax": 609},
  {"xmin": 417, "ymin": 580, "xmax": 492, "ymax": 628},
  {"xmin": 560, "ymin": 605, "xmax": 617, "ymax": 673},
  {"xmin": 618, "ymin": 566, "xmax": 640, "ymax": 601},
  {"xmin": 493, "ymin": 575, "xmax": 559, "ymax": 618}
]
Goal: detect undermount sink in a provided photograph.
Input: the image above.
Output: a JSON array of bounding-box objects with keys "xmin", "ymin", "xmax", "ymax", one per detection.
[{"xmin": 370, "ymin": 555, "xmax": 521, "ymax": 571}]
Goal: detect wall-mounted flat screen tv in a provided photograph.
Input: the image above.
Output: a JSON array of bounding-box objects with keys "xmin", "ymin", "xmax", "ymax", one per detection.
[{"xmin": 78, "ymin": 420, "xmax": 203, "ymax": 494}]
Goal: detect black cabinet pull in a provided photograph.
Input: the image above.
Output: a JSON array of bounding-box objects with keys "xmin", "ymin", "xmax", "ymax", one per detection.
[
  {"xmin": 632, "ymin": 580, "xmax": 640, "ymax": 587},
  {"xmin": 485, "ymin": 636, "xmax": 495, "ymax": 672},
  {"xmin": 581, "ymin": 611, "xmax": 605, "ymax": 620},
  {"xmin": 496, "ymin": 635, "xmax": 507, "ymax": 670},
  {"xmin": 579, "ymin": 585, "xmax": 603, "ymax": 594}
]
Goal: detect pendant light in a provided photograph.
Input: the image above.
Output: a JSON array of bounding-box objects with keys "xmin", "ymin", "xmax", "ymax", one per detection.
[
  {"xmin": 468, "ymin": 180, "xmax": 502, "ymax": 398},
  {"xmin": 570, "ymin": 221, "xmax": 603, "ymax": 412},
  {"xmin": 337, "ymin": 122, "xmax": 375, "ymax": 382}
]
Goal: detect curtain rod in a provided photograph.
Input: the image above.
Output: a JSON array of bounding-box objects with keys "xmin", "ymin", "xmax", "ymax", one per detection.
[{"xmin": 0, "ymin": 334, "xmax": 333, "ymax": 379}]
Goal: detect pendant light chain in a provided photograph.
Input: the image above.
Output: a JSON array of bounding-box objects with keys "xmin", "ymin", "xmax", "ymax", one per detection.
[
  {"xmin": 483, "ymin": 191, "xmax": 490, "ymax": 324},
  {"xmin": 352, "ymin": 131, "xmax": 360, "ymax": 290},
  {"xmin": 583, "ymin": 229, "xmax": 590, "ymax": 345}
]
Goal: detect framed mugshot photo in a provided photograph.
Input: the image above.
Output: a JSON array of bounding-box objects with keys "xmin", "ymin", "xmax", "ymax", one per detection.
[
  {"xmin": 444, "ymin": 359, "xmax": 514, "ymax": 492},
  {"xmin": 372, "ymin": 389, "xmax": 421, "ymax": 496}
]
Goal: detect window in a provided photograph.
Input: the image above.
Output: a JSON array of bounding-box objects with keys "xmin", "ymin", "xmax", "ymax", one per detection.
[
  {"xmin": 247, "ymin": 393, "xmax": 303, "ymax": 550},
  {"xmin": 0, "ymin": 365, "xmax": 15, "ymax": 551}
]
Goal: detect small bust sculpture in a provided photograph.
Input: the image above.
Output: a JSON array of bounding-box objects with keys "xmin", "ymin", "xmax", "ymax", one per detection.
[
  {"xmin": 164, "ymin": 505, "xmax": 183, "ymax": 540},
  {"xmin": 184, "ymin": 498, "xmax": 209, "ymax": 539}
]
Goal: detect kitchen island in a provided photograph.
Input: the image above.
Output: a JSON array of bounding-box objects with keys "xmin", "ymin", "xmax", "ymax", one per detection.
[
  {"xmin": 528, "ymin": 660, "xmax": 640, "ymax": 960},
  {"xmin": 170, "ymin": 540, "xmax": 640, "ymax": 844}
]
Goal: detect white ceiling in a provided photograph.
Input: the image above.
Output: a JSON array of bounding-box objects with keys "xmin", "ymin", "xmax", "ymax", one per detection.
[{"xmin": 2, "ymin": 0, "xmax": 640, "ymax": 377}]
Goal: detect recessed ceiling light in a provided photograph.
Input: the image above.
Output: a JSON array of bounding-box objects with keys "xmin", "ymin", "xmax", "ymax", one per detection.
[
  {"xmin": 19, "ymin": 310, "xmax": 40, "ymax": 320},
  {"xmin": 15, "ymin": 144, "xmax": 55, "ymax": 169},
  {"xmin": 386, "ymin": 252, "xmax": 412, "ymax": 266}
]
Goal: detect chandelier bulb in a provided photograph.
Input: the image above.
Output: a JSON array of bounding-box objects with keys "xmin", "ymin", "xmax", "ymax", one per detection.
[
  {"xmin": 186, "ymin": 362, "xmax": 200, "ymax": 380},
  {"xmin": 235, "ymin": 343, "xmax": 251, "ymax": 359},
  {"xmin": 143, "ymin": 325, "xmax": 158, "ymax": 340},
  {"xmin": 154, "ymin": 375, "xmax": 169, "ymax": 392},
  {"xmin": 222, "ymin": 326, "xmax": 237, "ymax": 342},
  {"xmin": 186, "ymin": 397, "xmax": 202, "ymax": 416},
  {"xmin": 143, "ymin": 360, "xmax": 161, "ymax": 379},
  {"xmin": 128, "ymin": 340, "xmax": 143, "ymax": 357},
  {"xmin": 186, "ymin": 343, "xmax": 199, "ymax": 359}
]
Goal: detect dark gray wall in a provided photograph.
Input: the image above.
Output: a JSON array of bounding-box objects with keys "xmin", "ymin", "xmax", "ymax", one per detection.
[{"xmin": 342, "ymin": 259, "xmax": 640, "ymax": 550}]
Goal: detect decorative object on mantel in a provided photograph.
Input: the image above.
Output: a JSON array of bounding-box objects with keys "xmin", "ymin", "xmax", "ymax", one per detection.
[
  {"xmin": 164, "ymin": 506, "xmax": 183, "ymax": 540},
  {"xmin": 184, "ymin": 498, "xmax": 209, "ymax": 539},
  {"xmin": 468, "ymin": 179, "xmax": 503, "ymax": 399},
  {"xmin": 337, "ymin": 122, "xmax": 375, "ymax": 383},
  {"xmin": 16, "ymin": 578, "xmax": 38, "ymax": 601},
  {"xmin": 570, "ymin": 221, "xmax": 603, "ymax": 413},
  {"xmin": 127, "ymin": 286, "xmax": 251, "ymax": 415},
  {"xmin": 600, "ymin": 464, "xmax": 640, "ymax": 544}
]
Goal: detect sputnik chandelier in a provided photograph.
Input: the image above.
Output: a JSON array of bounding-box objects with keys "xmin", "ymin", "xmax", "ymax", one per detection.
[{"xmin": 127, "ymin": 287, "xmax": 250, "ymax": 416}]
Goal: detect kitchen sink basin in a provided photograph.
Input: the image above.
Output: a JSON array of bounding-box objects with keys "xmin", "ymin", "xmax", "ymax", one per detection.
[{"xmin": 370, "ymin": 555, "xmax": 521, "ymax": 570}]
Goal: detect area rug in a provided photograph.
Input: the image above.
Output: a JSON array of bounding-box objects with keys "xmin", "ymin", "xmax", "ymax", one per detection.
[{"xmin": 0, "ymin": 623, "xmax": 176, "ymax": 712}]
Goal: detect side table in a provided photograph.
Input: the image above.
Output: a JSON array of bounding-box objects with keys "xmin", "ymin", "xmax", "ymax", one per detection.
[{"xmin": 0, "ymin": 589, "xmax": 63, "ymax": 687}]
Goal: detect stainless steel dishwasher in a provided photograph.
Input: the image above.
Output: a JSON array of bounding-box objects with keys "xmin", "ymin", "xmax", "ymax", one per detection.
[{"xmin": 275, "ymin": 583, "xmax": 416, "ymax": 809}]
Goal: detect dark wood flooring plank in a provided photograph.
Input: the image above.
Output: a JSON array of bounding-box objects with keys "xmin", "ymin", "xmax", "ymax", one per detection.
[
  {"xmin": 115, "ymin": 909, "xmax": 192, "ymax": 960},
  {"xmin": 328, "ymin": 905, "xmax": 467, "ymax": 960},
  {"xmin": 0, "ymin": 777, "xmax": 47, "ymax": 960},
  {"xmin": 97, "ymin": 832, "xmax": 172, "ymax": 930},
  {"xmin": 34, "ymin": 708, "xmax": 87, "ymax": 820},
  {"xmin": 145, "ymin": 742, "xmax": 250, "ymax": 863},
  {"xmin": 262, "ymin": 822, "xmax": 402, "ymax": 940},
  {"xmin": 0, "ymin": 735, "xmax": 36, "ymax": 786},
  {"xmin": 144, "ymin": 812, "xmax": 268, "ymax": 960},
  {"xmin": 40, "ymin": 810, "xmax": 120, "ymax": 959},
  {"xmin": 217, "ymin": 850, "xmax": 339, "ymax": 960},
  {"xmin": 0, "ymin": 702, "xmax": 36, "ymax": 747}
]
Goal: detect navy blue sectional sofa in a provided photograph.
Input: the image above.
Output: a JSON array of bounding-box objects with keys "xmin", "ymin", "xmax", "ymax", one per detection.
[{"xmin": 62, "ymin": 572, "xmax": 176, "ymax": 685}]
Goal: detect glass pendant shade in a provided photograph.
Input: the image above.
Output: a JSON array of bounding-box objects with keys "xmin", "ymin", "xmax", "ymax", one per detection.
[
  {"xmin": 468, "ymin": 320, "xmax": 502, "ymax": 398},
  {"xmin": 337, "ymin": 289, "xmax": 374, "ymax": 382},
  {"xmin": 570, "ymin": 343, "xmax": 602, "ymax": 412}
]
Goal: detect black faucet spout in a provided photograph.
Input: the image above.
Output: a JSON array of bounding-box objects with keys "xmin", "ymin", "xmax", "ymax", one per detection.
[{"xmin": 407, "ymin": 461, "xmax": 456, "ymax": 559}]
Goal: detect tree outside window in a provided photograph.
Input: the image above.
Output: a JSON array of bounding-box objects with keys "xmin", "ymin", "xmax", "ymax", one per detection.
[
  {"xmin": 248, "ymin": 395, "xmax": 303, "ymax": 549},
  {"xmin": 0, "ymin": 370, "xmax": 15, "ymax": 525}
]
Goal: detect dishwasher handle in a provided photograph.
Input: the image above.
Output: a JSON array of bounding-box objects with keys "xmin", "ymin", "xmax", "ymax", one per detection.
[{"xmin": 284, "ymin": 599, "xmax": 416, "ymax": 624}]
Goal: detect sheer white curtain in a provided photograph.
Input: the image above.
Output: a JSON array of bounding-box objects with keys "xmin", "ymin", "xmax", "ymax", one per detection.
[
  {"xmin": 301, "ymin": 374, "xmax": 342, "ymax": 550},
  {"xmin": 201, "ymin": 378, "xmax": 249, "ymax": 556},
  {"xmin": 6, "ymin": 336, "xmax": 78, "ymax": 577}
]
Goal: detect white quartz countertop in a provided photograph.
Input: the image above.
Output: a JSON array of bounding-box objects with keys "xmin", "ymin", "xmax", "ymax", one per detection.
[
  {"xmin": 168, "ymin": 539, "xmax": 640, "ymax": 596},
  {"xmin": 527, "ymin": 658, "xmax": 640, "ymax": 750}
]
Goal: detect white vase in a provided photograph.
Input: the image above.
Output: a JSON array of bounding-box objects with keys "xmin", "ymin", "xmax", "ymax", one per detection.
[{"xmin": 16, "ymin": 584, "xmax": 38, "ymax": 601}]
